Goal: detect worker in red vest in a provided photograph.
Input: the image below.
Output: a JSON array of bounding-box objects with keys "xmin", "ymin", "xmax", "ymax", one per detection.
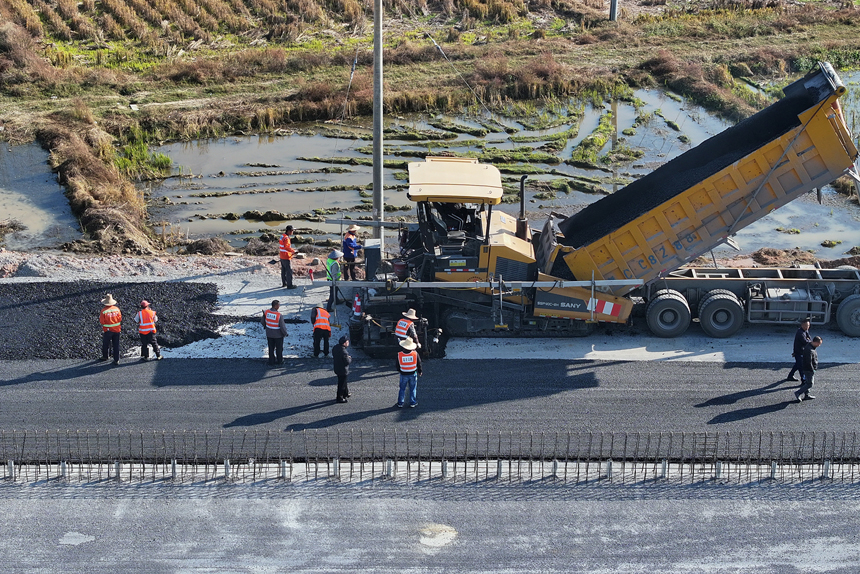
[
  {"xmin": 311, "ymin": 303, "xmax": 332, "ymax": 357},
  {"xmin": 134, "ymin": 300, "xmax": 163, "ymax": 361},
  {"xmin": 395, "ymin": 338, "xmax": 422, "ymax": 408},
  {"xmin": 98, "ymin": 293, "xmax": 122, "ymax": 365},
  {"xmin": 262, "ymin": 300, "xmax": 288, "ymax": 365},
  {"xmin": 279, "ymin": 225, "xmax": 297, "ymax": 289}
]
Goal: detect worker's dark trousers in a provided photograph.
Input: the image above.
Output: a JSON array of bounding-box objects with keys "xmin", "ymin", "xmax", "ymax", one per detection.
[
  {"xmin": 267, "ymin": 337, "xmax": 284, "ymax": 365},
  {"xmin": 140, "ymin": 332, "xmax": 161, "ymax": 359},
  {"xmin": 343, "ymin": 257, "xmax": 358, "ymax": 281},
  {"xmin": 788, "ymin": 355, "xmax": 806, "ymax": 383},
  {"xmin": 280, "ymin": 259, "xmax": 293, "ymax": 287},
  {"xmin": 101, "ymin": 331, "xmax": 120, "ymax": 361},
  {"xmin": 313, "ymin": 328, "xmax": 330, "ymax": 357},
  {"xmin": 336, "ymin": 374, "xmax": 349, "ymax": 400}
]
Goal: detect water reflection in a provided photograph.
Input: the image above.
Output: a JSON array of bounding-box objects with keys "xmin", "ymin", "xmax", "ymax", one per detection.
[
  {"xmin": 3, "ymin": 70, "xmax": 855, "ymax": 257},
  {"xmin": 146, "ymin": 87, "xmax": 741, "ymax": 249},
  {"xmin": 0, "ymin": 143, "xmax": 80, "ymax": 250}
]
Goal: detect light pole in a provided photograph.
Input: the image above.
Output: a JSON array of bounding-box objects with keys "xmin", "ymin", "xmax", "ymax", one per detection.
[{"xmin": 372, "ymin": 0, "xmax": 385, "ymax": 256}]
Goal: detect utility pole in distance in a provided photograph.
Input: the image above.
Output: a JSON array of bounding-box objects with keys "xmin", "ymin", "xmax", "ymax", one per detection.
[{"xmin": 372, "ymin": 0, "xmax": 385, "ymax": 256}]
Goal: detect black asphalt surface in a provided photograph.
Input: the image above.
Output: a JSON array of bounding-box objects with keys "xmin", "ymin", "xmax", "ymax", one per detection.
[{"xmin": 2, "ymin": 357, "xmax": 858, "ymax": 435}]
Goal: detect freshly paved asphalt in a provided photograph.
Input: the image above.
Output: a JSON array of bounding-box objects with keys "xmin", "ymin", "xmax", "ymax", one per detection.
[
  {"xmin": 1, "ymin": 358, "xmax": 859, "ymax": 433},
  {"xmin": 4, "ymin": 357, "xmax": 860, "ymax": 573}
]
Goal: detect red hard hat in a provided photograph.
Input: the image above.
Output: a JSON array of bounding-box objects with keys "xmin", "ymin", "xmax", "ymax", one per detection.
[{"xmin": 141, "ymin": 300, "xmax": 150, "ymax": 308}]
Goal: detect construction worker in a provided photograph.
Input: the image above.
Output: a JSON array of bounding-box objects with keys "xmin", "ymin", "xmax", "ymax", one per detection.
[
  {"xmin": 134, "ymin": 300, "xmax": 163, "ymax": 361},
  {"xmin": 394, "ymin": 308, "xmax": 421, "ymax": 348},
  {"xmin": 98, "ymin": 293, "xmax": 122, "ymax": 365},
  {"xmin": 311, "ymin": 303, "xmax": 332, "ymax": 358},
  {"xmin": 342, "ymin": 224, "xmax": 363, "ymax": 281},
  {"xmin": 279, "ymin": 225, "xmax": 297, "ymax": 289},
  {"xmin": 262, "ymin": 299, "xmax": 288, "ymax": 365},
  {"xmin": 395, "ymin": 338, "xmax": 422, "ymax": 408},
  {"xmin": 325, "ymin": 249, "xmax": 343, "ymax": 312},
  {"xmin": 332, "ymin": 335, "xmax": 352, "ymax": 403}
]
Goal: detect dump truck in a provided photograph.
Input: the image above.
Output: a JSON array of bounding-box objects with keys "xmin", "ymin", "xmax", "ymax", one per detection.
[{"xmin": 348, "ymin": 62, "xmax": 860, "ymax": 356}]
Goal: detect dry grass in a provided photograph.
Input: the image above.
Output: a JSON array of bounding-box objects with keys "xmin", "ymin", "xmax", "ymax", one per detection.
[
  {"xmin": 30, "ymin": 0, "xmax": 73, "ymax": 40},
  {"xmin": 637, "ymin": 50, "xmax": 759, "ymax": 121},
  {"xmin": 1, "ymin": 0, "xmax": 44, "ymax": 36}
]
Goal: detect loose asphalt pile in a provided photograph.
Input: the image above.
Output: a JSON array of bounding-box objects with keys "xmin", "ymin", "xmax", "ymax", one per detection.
[{"xmin": 0, "ymin": 282, "xmax": 231, "ymax": 360}]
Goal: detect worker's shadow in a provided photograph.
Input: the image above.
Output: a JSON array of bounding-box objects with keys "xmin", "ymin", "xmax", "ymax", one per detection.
[
  {"xmin": 694, "ymin": 376, "xmax": 793, "ymax": 407},
  {"xmin": 223, "ymin": 401, "xmax": 334, "ymax": 427},
  {"xmin": 283, "ymin": 407, "xmax": 403, "ymax": 431},
  {"xmin": 696, "ymin": 372, "xmax": 798, "ymax": 424},
  {"xmin": 0, "ymin": 360, "xmax": 112, "ymax": 387},
  {"xmin": 706, "ymin": 401, "xmax": 793, "ymax": 424}
]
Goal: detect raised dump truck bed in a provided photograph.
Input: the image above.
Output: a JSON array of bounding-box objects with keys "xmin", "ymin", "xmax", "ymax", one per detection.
[{"xmin": 550, "ymin": 62, "xmax": 858, "ymax": 297}]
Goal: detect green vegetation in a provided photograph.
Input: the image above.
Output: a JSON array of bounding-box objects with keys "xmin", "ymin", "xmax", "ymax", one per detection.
[{"xmin": 568, "ymin": 112, "xmax": 614, "ymax": 167}]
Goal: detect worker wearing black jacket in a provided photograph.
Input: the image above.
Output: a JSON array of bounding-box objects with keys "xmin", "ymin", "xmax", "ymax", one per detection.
[
  {"xmin": 332, "ymin": 336, "xmax": 352, "ymax": 403},
  {"xmin": 794, "ymin": 336, "xmax": 822, "ymax": 403},
  {"xmin": 786, "ymin": 318, "xmax": 812, "ymax": 383}
]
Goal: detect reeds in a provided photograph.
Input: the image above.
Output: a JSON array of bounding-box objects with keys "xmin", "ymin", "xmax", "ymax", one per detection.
[
  {"xmin": 195, "ymin": 0, "xmax": 250, "ymax": 32},
  {"xmin": 30, "ymin": 0, "xmax": 73, "ymax": 41},
  {"xmin": 55, "ymin": 0, "xmax": 99, "ymax": 40},
  {"xmin": 101, "ymin": 0, "xmax": 151, "ymax": 40},
  {"xmin": 1, "ymin": 0, "xmax": 44, "ymax": 36}
]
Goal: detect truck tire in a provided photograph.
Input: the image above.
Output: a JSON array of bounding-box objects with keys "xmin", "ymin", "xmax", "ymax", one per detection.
[
  {"xmin": 646, "ymin": 290, "xmax": 691, "ymax": 338},
  {"xmin": 698, "ymin": 293, "xmax": 744, "ymax": 338},
  {"xmin": 836, "ymin": 294, "xmax": 860, "ymax": 336},
  {"xmin": 696, "ymin": 289, "xmax": 736, "ymax": 319}
]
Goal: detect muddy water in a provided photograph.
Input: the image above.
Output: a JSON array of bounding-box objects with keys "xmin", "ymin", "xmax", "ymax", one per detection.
[
  {"xmin": 0, "ymin": 143, "xmax": 81, "ymax": 250},
  {"xmin": 145, "ymin": 87, "xmax": 738, "ymax": 249},
  {"xmin": 3, "ymin": 71, "xmax": 860, "ymax": 257}
]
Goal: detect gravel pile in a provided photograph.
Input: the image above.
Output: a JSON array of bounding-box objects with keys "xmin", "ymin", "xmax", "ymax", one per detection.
[{"xmin": 0, "ymin": 282, "xmax": 228, "ymax": 359}]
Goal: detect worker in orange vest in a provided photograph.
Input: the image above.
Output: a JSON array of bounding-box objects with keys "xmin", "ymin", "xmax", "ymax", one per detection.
[
  {"xmin": 395, "ymin": 338, "xmax": 422, "ymax": 408},
  {"xmin": 279, "ymin": 225, "xmax": 297, "ymax": 289},
  {"xmin": 394, "ymin": 308, "xmax": 421, "ymax": 348},
  {"xmin": 134, "ymin": 300, "xmax": 163, "ymax": 361},
  {"xmin": 98, "ymin": 293, "xmax": 122, "ymax": 365},
  {"xmin": 262, "ymin": 300, "xmax": 288, "ymax": 365},
  {"xmin": 311, "ymin": 303, "xmax": 332, "ymax": 357}
]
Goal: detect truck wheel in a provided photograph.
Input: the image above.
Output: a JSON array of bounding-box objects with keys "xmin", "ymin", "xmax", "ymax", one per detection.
[
  {"xmin": 698, "ymin": 293, "xmax": 744, "ymax": 338},
  {"xmin": 697, "ymin": 289, "xmax": 736, "ymax": 318},
  {"xmin": 646, "ymin": 290, "xmax": 691, "ymax": 338},
  {"xmin": 836, "ymin": 294, "xmax": 860, "ymax": 336}
]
